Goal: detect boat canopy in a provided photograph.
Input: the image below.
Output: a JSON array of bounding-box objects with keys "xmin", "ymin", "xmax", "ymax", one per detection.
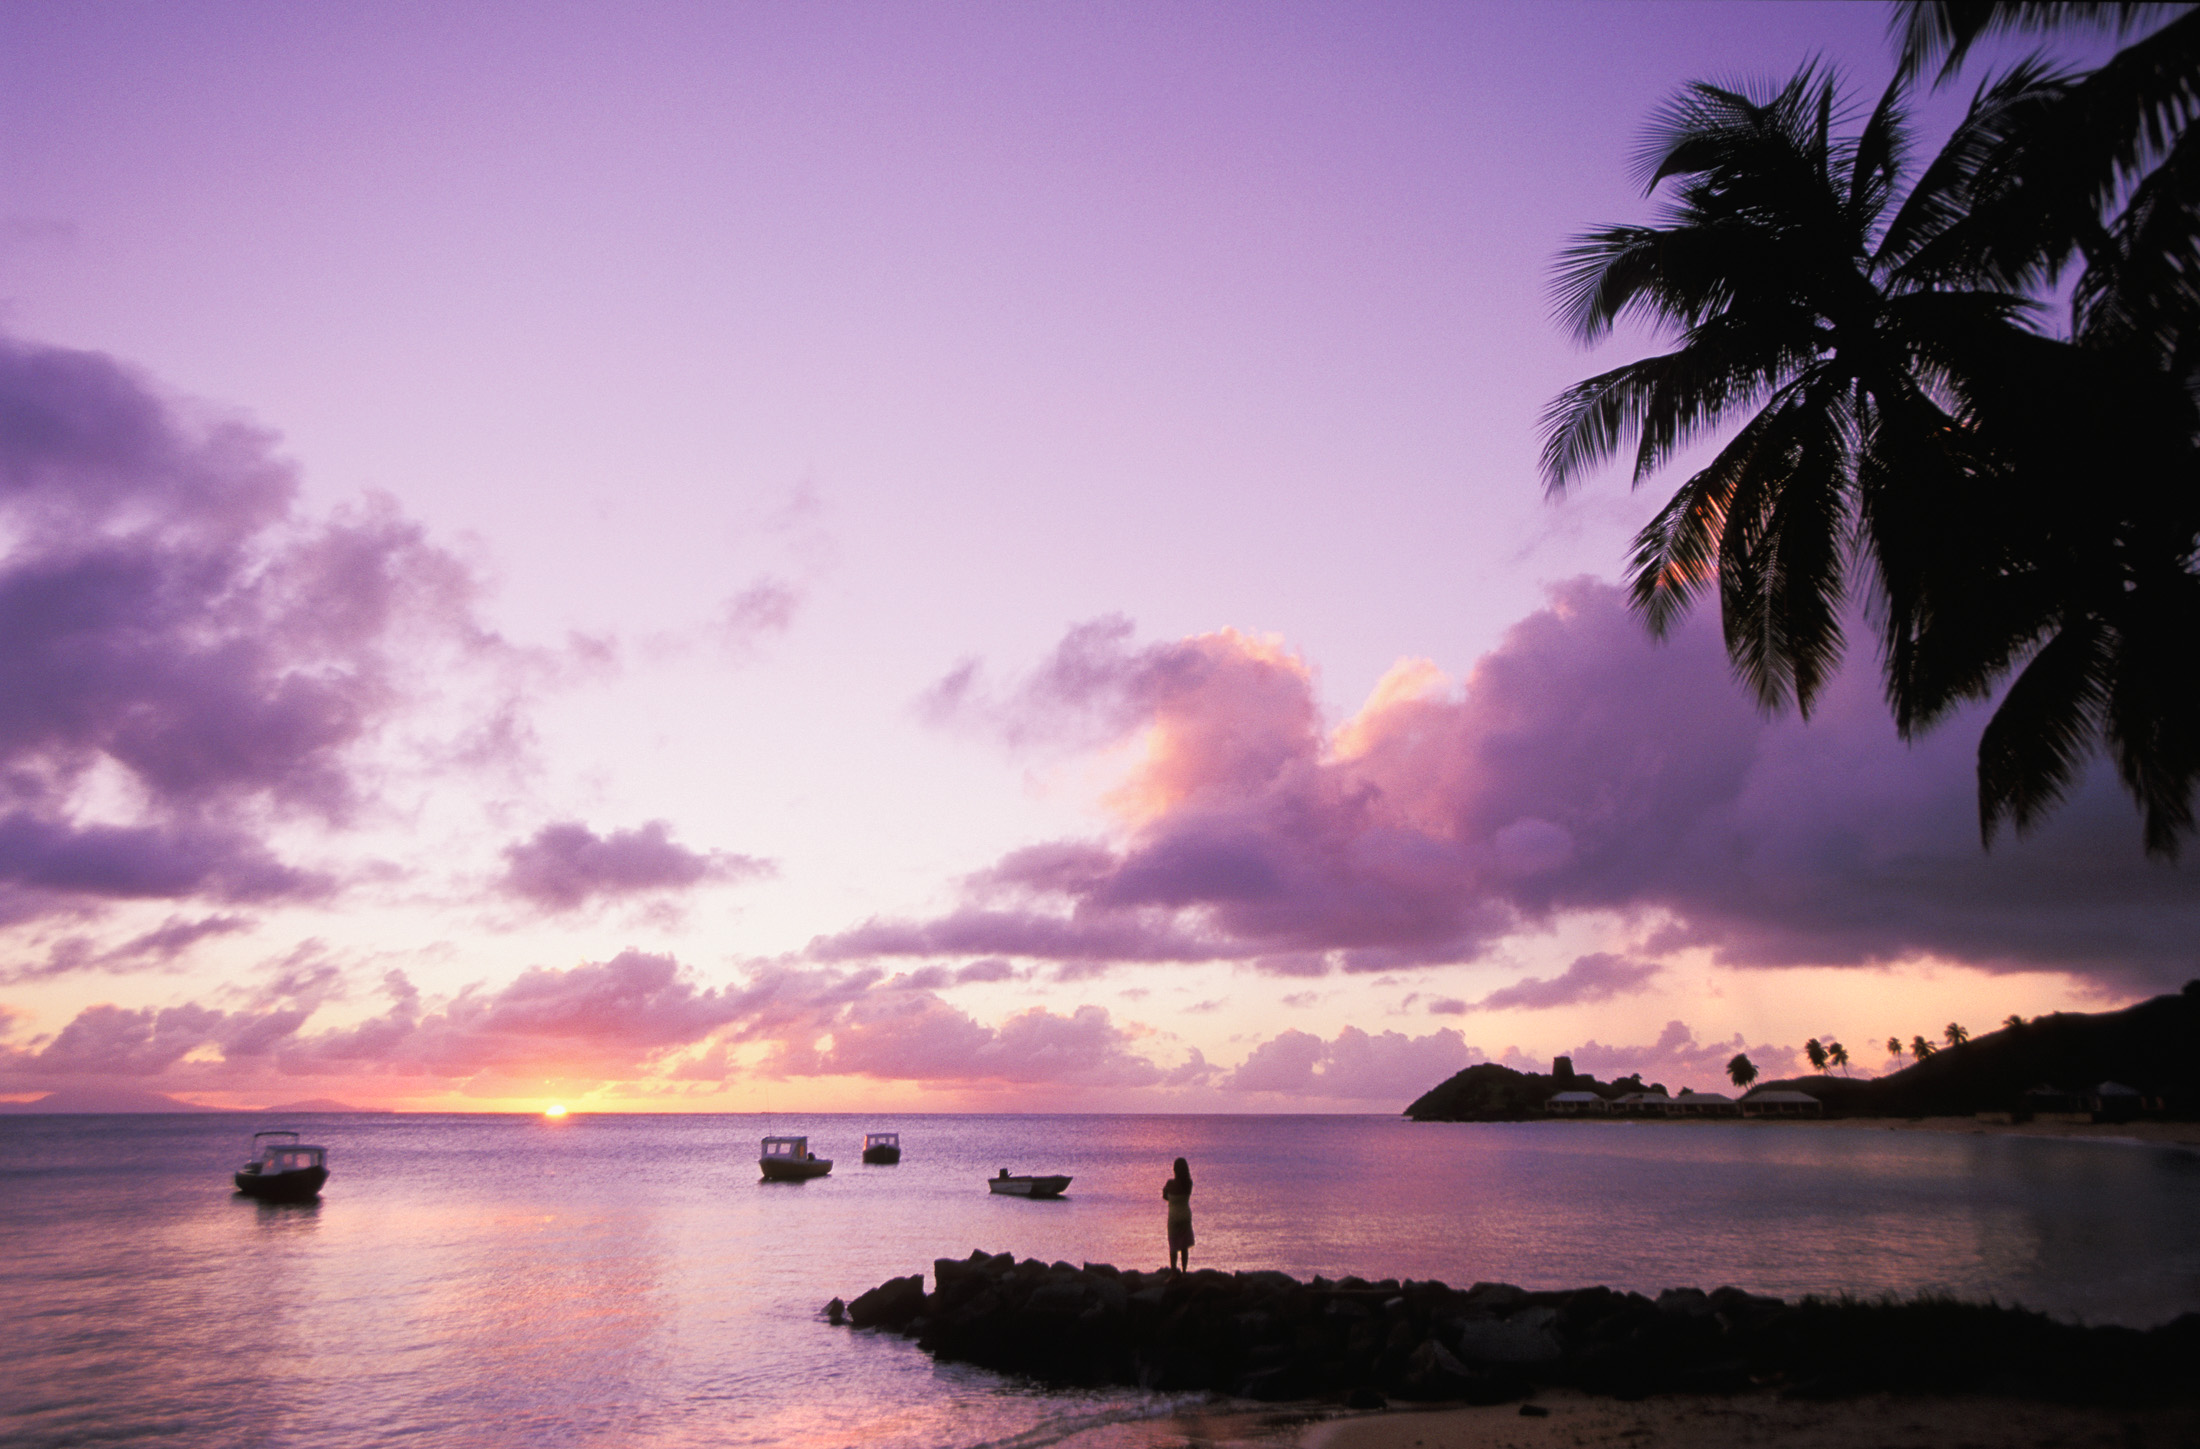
[
  {"xmin": 864, "ymin": 1132, "xmax": 899, "ymax": 1149},
  {"xmin": 761, "ymin": 1136, "xmax": 809, "ymax": 1158}
]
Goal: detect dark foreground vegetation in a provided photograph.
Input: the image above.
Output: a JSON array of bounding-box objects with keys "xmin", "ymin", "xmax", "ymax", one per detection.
[
  {"xmin": 1406, "ymin": 986, "xmax": 2199, "ymax": 1121},
  {"xmin": 833, "ymin": 1252, "xmax": 2200, "ymax": 1407}
]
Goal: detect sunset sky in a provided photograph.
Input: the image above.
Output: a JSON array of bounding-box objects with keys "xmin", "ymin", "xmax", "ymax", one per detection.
[{"xmin": 1, "ymin": 1, "xmax": 2185, "ymax": 1114}]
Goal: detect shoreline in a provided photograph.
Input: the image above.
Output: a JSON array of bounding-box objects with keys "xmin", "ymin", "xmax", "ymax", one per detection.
[
  {"xmin": 1420, "ymin": 1115, "xmax": 2200, "ymax": 1149},
  {"xmin": 1295, "ymin": 1389, "xmax": 2200, "ymax": 1449},
  {"xmin": 1801, "ymin": 1114, "xmax": 2200, "ymax": 1148}
]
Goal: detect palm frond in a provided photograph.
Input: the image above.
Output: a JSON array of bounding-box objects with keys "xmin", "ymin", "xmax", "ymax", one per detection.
[
  {"xmin": 1892, "ymin": 2, "xmax": 2179, "ymax": 84},
  {"xmin": 1976, "ymin": 616, "xmax": 2113, "ymax": 843},
  {"xmin": 1715, "ymin": 394, "xmax": 1859, "ymax": 714}
]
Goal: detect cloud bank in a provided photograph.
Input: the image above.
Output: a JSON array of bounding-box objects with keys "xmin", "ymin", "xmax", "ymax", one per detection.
[{"xmin": 830, "ymin": 581, "xmax": 2198, "ymax": 991}]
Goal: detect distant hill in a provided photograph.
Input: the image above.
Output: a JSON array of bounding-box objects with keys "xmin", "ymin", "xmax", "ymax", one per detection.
[
  {"xmin": 1784, "ymin": 986, "xmax": 2199, "ymax": 1117},
  {"xmin": 1404, "ymin": 985, "xmax": 2199, "ymax": 1121},
  {"xmin": 260, "ymin": 1098, "xmax": 390, "ymax": 1113},
  {"xmin": 0, "ymin": 1085, "xmax": 241, "ymax": 1114}
]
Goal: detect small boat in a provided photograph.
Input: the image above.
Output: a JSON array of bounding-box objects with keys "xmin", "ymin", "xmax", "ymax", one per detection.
[
  {"xmin": 234, "ymin": 1130, "xmax": 329, "ymax": 1202},
  {"xmin": 988, "ymin": 1169, "xmax": 1071, "ymax": 1198},
  {"xmin": 861, "ymin": 1132, "xmax": 901, "ymax": 1164},
  {"xmin": 759, "ymin": 1135, "xmax": 832, "ymax": 1181}
]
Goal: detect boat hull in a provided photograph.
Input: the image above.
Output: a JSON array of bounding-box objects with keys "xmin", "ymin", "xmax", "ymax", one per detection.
[
  {"xmin": 987, "ymin": 1175, "xmax": 1071, "ymax": 1198},
  {"xmin": 861, "ymin": 1145, "xmax": 901, "ymax": 1164},
  {"xmin": 759, "ymin": 1157, "xmax": 833, "ymax": 1181},
  {"xmin": 234, "ymin": 1167, "xmax": 328, "ymax": 1202}
]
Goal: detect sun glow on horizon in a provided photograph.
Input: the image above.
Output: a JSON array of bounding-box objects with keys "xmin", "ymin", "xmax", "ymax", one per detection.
[{"xmin": 544, "ymin": 1104, "xmax": 568, "ymax": 1118}]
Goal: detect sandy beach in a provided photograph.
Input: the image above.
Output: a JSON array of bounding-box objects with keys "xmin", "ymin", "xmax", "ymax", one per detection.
[{"xmin": 1301, "ymin": 1390, "xmax": 2200, "ymax": 1449}]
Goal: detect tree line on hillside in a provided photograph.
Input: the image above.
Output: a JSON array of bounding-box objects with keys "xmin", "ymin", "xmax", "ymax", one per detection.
[{"xmin": 1403, "ymin": 983, "xmax": 2199, "ymax": 1121}]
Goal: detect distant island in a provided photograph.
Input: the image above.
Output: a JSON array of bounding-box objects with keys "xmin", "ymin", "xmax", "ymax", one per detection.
[{"xmin": 1404, "ymin": 984, "xmax": 2198, "ymax": 1123}]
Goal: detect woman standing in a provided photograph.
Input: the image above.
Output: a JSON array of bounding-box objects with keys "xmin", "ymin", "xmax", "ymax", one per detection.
[{"xmin": 1162, "ymin": 1157, "xmax": 1193, "ymax": 1273}]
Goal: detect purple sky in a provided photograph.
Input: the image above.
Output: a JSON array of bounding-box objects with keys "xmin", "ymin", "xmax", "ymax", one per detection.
[{"xmin": 0, "ymin": 2, "xmax": 2183, "ymax": 1111}]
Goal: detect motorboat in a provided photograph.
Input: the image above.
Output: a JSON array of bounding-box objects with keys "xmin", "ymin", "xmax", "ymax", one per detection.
[
  {"xmin": 759, "ymin": 1135, "xmax": 832, "ymax": 1181},
  {"xmin": 234, "ymin": 1130, "xmax": 329, "ymax": 1202},
  {"xmin": 861, "ymin": 1132, "xmax": 901, "ymax": 1164},
  {"xmin": 987, "ymin": 1169, "xmax": 1071, "ymax": 1198}
]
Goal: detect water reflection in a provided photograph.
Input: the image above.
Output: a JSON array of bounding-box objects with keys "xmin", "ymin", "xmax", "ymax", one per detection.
[{"xmin": 2, "ymin": 1113, "xmax": 2195, "ymax": 1449}]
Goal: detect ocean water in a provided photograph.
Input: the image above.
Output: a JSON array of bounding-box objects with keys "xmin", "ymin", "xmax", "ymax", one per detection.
[{"xmin": 4, "ymin": 1113, "xmax": 2197, "ymax": 1448}]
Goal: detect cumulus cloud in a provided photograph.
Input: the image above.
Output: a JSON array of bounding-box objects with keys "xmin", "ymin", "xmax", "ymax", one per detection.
[
  {"xmin": 1470, "ymin": 953, "xmax": 1662, "ymax": 1012},
  {"xmin": 1225, "ymin": 1025, "xmax": 1471, "ymax": 1100},
  {"xmin": 497, "ymin": 820, "xmax": 771, "ymax": 913},
  {"xmin": 0, "ymin": 331, "xmax": 517, "ymax": 940},
  {"xmin": 831, "ymin": 580, "xmax": 2200, "ymax": 992}
]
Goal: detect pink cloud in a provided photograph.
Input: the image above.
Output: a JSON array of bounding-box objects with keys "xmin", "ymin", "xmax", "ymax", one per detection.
[
  {"xmin": 1226, "ymin": 1025, "xmax": 1471, "ymax": 1100},
  {"xmin": 1470, "ymin": 953, "xmax": 1662, "ymax": 1012},
  {"xmin": 497, "ymin": 819, "xmax": 771, "ymax": 913},
  {"xmin": 1, "ymin": 952, "xmax": 1181, "ymax": 1097},
  {"xmin": 830, "ymin": 581, "xmax": 2200, "ymax": 992},
  {"xmin": 1, "ymin": 912, "xmax": 254, "ymax": 983}
]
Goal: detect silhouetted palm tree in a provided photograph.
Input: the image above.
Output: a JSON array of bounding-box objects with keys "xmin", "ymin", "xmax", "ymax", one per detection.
[
  {"xmin": 1945, "ymin": 1021, "xmax": 1971, "ymax": 1046},
  {"xmin": 2004, "ymin": 1012, "xmax": 2028, "ymax": 1030},
  {"xmin": 1728, "ymin": 1052, "xmax": 1760, "ymax": 1090},
  {"xmin": 1887, "ymin": 1035, "xmax": 1906, "ymax": 1061},
  {"xmin": 1549, "ymin": 35, "xmax": 2200, "ymax": 856},
  {"xmin": 1888, "ymin": 3, "xmax": 2200, "ymax": 856},
  {"xmin": 1829, "ymin": 1041, "xmax": 1851, "ymax": 1074},
  {"xmin": 1912, "ymin": 1033, "xmax": 1939, "ymax": 1058},
  {"xmin": 1805, "ymin": 1038, "xmax": 1830, "ymax": 1072}
]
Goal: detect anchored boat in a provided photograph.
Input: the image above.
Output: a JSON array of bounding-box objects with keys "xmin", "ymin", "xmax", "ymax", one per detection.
[
  {"xmin": 987, "ymin": 1169, "xmax": 1071, "ymax": 1198},
  {"xmin": 861, "ymin": 1132, "xmax": 901, "ymax": 1164},
  {"xmin": 234, "ymin": 1130, "xmax": 329, "ymax": 1202},
  {"xmin": 759, "ymin": 1135, "xmax": 833, "ymax": 1181}
]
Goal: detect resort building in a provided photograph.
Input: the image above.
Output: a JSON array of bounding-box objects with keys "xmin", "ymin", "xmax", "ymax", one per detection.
[
  {"xmin": 1608, "ymin": 1091, "xmax": 1674, "ymax": 1116},
  {"xmin": 1543, "ymin": 1091, "xmax": 1608, "ymax": 1115},
  {"xmin": 1669, "ymin": 1091, "xmax": 1741, "ymax": 1117},
  {"xmin": 1740, "ymin": 1090, "xmax": 1824, "ymax": 1117}
]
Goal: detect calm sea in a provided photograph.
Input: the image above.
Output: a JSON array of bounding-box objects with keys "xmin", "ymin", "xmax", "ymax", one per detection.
[{"xmin": 4, "ymin": 1113, "xmax": 2197, "ymax": 1448}]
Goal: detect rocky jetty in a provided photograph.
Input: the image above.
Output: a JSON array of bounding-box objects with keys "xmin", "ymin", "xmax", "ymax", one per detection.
[{"xmin": 831, "ymin": 1251, "xmax": 2200, "ymax": 1407}]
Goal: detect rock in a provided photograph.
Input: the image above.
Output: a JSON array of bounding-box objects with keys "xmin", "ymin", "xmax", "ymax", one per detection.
[
  {"xmin": 1519, "ymin": 1402, "xmax": 1550, "ymax": 1417},
  {"xmin": 1454, "ymin": 1316, "xmax": 1562, "ymax": 1365},
  {"xmin": 847, "ymin": 1274, "xmax": 925, "ymax": 1330},
  {"xmin": 824, "ymin": 1296, "xmax": 846, "ymax": 1325},
  {"xmin": 1462, "ymin": 1282, "xmax": 1530, "ymax": 1315},
  {"xmin": 839, "ymin": 1253, "xmax": 2200, "ymax": 1411},
  {"xmin": 1343, "ymin": 1387, "xmax": 1387, "ymax": 1410}
]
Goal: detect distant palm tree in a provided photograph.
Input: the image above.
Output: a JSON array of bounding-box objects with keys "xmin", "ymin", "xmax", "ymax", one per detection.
[
  {"xmin": 2003, "ymin": 1013, "xmax": 2027, "ymax": 1030},
  {"xmin": 1945, "ymin": 1021, "xmax": 1971, "ymax": 1047},
  {"xmin": 1828, "ymin": 1041, "xmax": 1851, "ymax": 1075},
  {"xmin": 1727, "ymin": 1053, "xmax": 1760, "ymax": 1090},
  {"xmin": 1887, "ymin": 1035, "xmax": 1906, "ymax": 1061},
  {"xmin": 1912, "ymin": 1034, "xmax": 1938, "ymax": 1059},
  {"xmin": 1805, "ymin": 1038, "xmax": 1829, "ymax": 1072}
]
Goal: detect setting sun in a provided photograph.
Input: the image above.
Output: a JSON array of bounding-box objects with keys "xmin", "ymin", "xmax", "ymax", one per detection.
[{"xmin": 544, "ymin": 1104, "xmax": 567, "ymax": 1118}]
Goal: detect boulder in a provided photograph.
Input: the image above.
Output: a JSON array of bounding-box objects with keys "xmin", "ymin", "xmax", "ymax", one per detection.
[
  {"xmin": 847, "ymin": 1274, "xmax": 925, "ymax": 1330},
  {"xmin": 1454, "ymin": 1314, "xmax": 1562, "ymax": 1365}
]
